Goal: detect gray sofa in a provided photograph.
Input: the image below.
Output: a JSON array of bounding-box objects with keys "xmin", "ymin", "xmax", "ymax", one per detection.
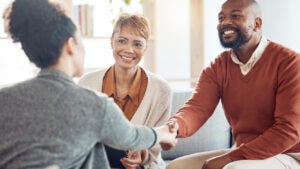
[{"xmin": 162, "ymin": 89, "xmax": 231, "ymax": 162}]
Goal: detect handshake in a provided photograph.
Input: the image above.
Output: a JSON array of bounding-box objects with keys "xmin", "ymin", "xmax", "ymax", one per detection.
[{"xmin": 154, "ymin": 120, "xmax": 179, "ymax": 150}]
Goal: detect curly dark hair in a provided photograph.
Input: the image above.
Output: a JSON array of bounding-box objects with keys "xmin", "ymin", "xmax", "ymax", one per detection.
[{"xmin": 3, "ymin": 0, "xmax": 76, "ymax": 68}]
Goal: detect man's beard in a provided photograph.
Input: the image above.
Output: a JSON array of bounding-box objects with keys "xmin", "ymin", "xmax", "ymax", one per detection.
[{"xmin": 218, "ymin": 29, "xmax": 249, "ymax": 49}]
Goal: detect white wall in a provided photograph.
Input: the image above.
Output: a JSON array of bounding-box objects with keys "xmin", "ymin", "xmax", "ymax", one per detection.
[
  {"xmin": 154, "ymin": 0, "xmax": 190, "ymax": 88},
  {"xmin": 258, "ymin": 0, "xmax": 300, "ymax": 52},
  {"xmin": 203, "ymin": 0, "xmax": 225, "ymax": 66},
  {"xmin": 203, "ymin": 0, "xmax": 300, "ymax": 66},
  {"xmin": 0, "ymin": 39, "xmax": 37, "ymax": 86}
]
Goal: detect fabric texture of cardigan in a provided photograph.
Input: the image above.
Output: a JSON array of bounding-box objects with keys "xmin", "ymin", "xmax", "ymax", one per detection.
[{"xmin": 78, "ymin": 66, "xmax": 172, "ymax": 169}]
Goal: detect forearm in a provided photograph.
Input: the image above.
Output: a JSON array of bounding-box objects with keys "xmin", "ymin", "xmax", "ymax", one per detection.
[{"xmin": 102, "ymin": 101, "xmax": 158, "ymax": 150}]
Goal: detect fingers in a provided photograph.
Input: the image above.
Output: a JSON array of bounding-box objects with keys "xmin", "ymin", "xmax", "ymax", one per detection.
[
  {"xmin": 160, "ymin": 139, "xmax": 178, "ymax": 150},
  {"xmin": 166, "ymin": 119, "xmax": 179, "ymax": 133},
  {"xmin": 154, "ymin": 123, "xmax": 178, "ymax": 150},
  {"xmin": 120, "ymin": 151, "xmax": 142, "ymax": 169},
  {"xmin": 120, "ymin": 158, "xmax": 140, "ymax": 169},
  {"xmin": 120, "ymin": 157, "xmax": 140, "ymax": 169},
  {"xmin": 157, "ymin": 125, "xmax": 176, "ymax": 143},
  {"xmin": 127, "ymin": 151, "xmax": 139, "ymax": 159}
]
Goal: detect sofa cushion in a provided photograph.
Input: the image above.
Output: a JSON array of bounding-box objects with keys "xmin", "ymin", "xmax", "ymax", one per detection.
[{"xmin": 162, "ymin": 89, "xmax": 231, "ymax": 160}]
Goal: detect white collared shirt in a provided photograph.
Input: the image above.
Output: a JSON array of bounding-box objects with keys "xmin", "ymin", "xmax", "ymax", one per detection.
[{"xmin": 231, "ymin": 36, "xmax": 269, "ymax": 75}]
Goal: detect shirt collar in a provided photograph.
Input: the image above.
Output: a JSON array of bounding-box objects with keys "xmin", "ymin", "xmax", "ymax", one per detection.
[
  {"xmin": 103, "ymin": 65, "xmax": 143, "ymax": 106},
  {"xmin": 231, "ymin": 36, "xmax": 269, "ymax": 66}
]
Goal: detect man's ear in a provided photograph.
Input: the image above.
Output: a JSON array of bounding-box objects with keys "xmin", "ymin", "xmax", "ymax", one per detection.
[{"xmin": 254, "ymin": 17, "xmax": 262, "ymax": 31}]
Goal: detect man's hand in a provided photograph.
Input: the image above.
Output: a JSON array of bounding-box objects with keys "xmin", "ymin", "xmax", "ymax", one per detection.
[
  {"xmin": 154, "ymin": 122, "xmax": 178, "ymax": 150},
  {"xmin": 160, "ymin": 120, "xmax": 179, "ymax": 150},
  {"xmin": 120, "ymin": 151, "xmax": 142, "ymax": 169},
  {"xmin": 166, "ymin": 120, "xmax": 179, "ymax": 133},
  {"xmin": 202, "ymin": 154, "xmax": 232, "ymax": 169}
]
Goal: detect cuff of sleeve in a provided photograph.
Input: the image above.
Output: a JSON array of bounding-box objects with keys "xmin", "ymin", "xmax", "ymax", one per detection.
[
  {"xmin": 150, "ymin": 127, "xmax": 158, "ymax": 148},
  {"xmin": 141, "ymin": 149, "xmax": 149, "ymax": 165},
  {"xmin": 169, "ymin": 117, "xmax": 186, "ymax": 138},
  {"xmin": 227, "ymin": 148, "xmax": 246, "ymax": 161}
]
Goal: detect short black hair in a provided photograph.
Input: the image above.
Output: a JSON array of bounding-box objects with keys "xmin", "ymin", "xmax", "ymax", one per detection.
[{"xmin": 4, "ymin": 0, "xmax": 76, "ymax": 68}]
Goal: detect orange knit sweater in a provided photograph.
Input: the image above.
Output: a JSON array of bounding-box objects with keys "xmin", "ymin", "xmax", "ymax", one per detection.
[{"xmin": 173, "ymin": 41, "xmax": 300, "ymax": 161}]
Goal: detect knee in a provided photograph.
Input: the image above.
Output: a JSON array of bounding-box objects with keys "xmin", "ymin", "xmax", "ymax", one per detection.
[
  {"xmin": 223, "ymin": 162, "xmax": 240, "ymax": 169},
  {"xmin": 166, "ymin": 161, "xmax": 179, "ymax": 169}
]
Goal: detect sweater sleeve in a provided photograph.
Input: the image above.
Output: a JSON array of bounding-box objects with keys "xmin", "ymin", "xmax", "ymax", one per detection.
[
  {"xmin": 228, "ymin": 53, "xmax": 300, "ymax": 161},
  {"xmin": 172, "ymin": 58, "xmax": 222, "ymax": 138},
  {"xmin": 99, "ymin": 97, "xmax": 158, "ymax": 151}
]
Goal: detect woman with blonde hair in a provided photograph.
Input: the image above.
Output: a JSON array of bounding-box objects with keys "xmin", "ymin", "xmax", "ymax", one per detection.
[{"xmin": 79, "ymin": 13, "xmax": 171, "ymax": 169}]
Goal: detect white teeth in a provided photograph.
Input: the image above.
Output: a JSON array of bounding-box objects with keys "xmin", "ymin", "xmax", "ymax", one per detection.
[
  {"xmin": 224, "ymin": 30, "xmax": 235, "ymax": 35},
  {"xmin": 121, "ymin": 55, "xmax": 134, "ymax": 61}
]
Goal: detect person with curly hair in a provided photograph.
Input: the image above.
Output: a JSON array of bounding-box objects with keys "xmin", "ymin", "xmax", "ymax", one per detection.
[{"xmin": 0, "ymin": 0, "xmax": 176, "ymax": 168}]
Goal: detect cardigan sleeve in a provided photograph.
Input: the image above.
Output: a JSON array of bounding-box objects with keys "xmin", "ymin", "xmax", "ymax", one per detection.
[
  {"xmin": 141, "ymin": 74, "xmax": 172, "ymax": 168},
  {"xmin": 99, "ymin": 97, "xmax": 158, "ymax": 151}
]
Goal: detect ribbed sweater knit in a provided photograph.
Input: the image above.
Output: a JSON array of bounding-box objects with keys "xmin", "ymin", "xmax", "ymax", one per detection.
[{"xmin": 173, "ymin": 41, "xmax": 300, "ymax": 161}]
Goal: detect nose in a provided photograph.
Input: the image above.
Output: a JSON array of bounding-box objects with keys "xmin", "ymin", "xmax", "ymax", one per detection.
[
  {"xmin": 220, "ymin": 17, "xmax": 233, "ymax": 26},
  {"xmin": 124, "ymin": 43, "xmax": 135, "ymax": 53}
]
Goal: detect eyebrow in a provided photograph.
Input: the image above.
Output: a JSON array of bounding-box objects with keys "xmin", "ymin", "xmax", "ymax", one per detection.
[
  {"xmin": 218, "ymin": 9, "xmax": 243, "ymax": 15},
  {"xmin": 231, "ymin": 9, "xmax": 243, "ymax": 13},
  {"xmin": 118, "ymin": 36, "xmax": 127, "ymax": 39},
  {"xmin": 118, "ymin": 35, "xmax": 145, "ymax": 43}
]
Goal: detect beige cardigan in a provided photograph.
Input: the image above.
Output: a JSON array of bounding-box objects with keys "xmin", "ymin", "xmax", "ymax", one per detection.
[{"xmin": 78, "ymin": 67, "xmax": 172, "ymax": 169}]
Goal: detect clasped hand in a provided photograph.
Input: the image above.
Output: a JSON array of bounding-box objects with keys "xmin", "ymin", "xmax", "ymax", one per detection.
[{"xmin": 155, "ymin": 120, "xmax": 179, "ymax": 150}]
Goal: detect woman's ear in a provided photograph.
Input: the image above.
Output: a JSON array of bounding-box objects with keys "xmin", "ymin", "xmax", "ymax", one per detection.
[{"xmin": 65, "ymin": 36, "xmax": 76, "ymax": 56}]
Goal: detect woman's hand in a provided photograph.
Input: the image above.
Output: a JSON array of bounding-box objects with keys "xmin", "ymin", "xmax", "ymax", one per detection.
[{"xmin": 120, "ymin": 151, "xmax": 142, "ymax": 169}]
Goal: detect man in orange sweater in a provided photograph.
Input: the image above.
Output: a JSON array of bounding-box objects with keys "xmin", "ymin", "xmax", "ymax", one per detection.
[{"xmin": 165, "ymin": 0, "xmax": 300, "ymax": 169}]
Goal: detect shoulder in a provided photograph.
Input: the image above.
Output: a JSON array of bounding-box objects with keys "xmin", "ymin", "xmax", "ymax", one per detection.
[
  {"xmin": 202, "ymin": 50, "xmax": 231, "ymax": 72},
  {"xmin": 213, "ymin": 50, "xmax": 231, "ymax": 66},
  {"xmin": 266, "ymin": 41, "xmax": 300, "ymax": 58},
  {"xmin": 79, "ymin": 68, "xmax": 108, "ymax": 84},
  {"xmin": 265, "ymin": 41, "xmax": 300, "ymax": 67},
  {"xmin": 202, "ymin": 50, "xmax": 231, "ymax": 75},
  {"xmin": 267, "ymin": 41, "xmax": 298, "ymax": 53},
  {"xmin": 143, "ymin": 68, "xmax": 171, "ymax": 93},
  {"xmin": 75, "ymin": 83, "xmax": 110, "ymax": 107},
  {"xmin": 78, "ymin": 67, "xmax": 110, "ymax": 90}
]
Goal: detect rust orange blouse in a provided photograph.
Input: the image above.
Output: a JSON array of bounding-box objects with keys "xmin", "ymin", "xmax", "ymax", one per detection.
[{"xmin": 102, "ymin": 65, "xmax": 148, "ymax": 120}]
